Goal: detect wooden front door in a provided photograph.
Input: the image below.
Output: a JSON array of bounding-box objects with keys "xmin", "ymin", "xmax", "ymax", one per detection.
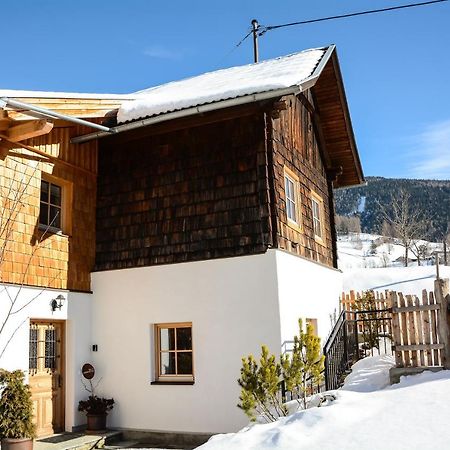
[{"xmin": 29, "ymin": 321, "xmax": 65, "ymax": 437}]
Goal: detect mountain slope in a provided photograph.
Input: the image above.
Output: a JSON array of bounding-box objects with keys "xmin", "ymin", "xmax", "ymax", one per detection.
[{"xmin": 334, "ymin": 177, "xmax": 450, "ymax": 241}]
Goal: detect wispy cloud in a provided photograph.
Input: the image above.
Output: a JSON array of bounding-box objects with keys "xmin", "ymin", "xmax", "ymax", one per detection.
[
  {"xmin": 406, "ymin": 119, "xmax": 450, "ymax": 180},
  {"xmin": 143, "ymin": 45, "xmax": 181, "ymax": 61}
]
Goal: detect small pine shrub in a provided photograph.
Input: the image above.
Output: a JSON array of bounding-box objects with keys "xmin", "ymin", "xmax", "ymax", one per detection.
[
  {"xmin": 238, "ymin": 320, "xmax": 324, "ymax": 422},
  {"xmin": 237, "ymin": 346, "xmax": 287, "ymax": 422},
  {"xmin": 281, "ymin": 319, "xmax": 324, "ymax": 410},
  {"xmin": 0, "ymin": 369, "xmax": 36, "ymax": 439},
  {"xmin": 351, "ymin": 290, "xmax": 384, "ymax": 351}
]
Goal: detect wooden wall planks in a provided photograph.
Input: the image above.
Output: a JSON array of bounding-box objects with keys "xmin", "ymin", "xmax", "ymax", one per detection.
[
  {"xmin": 0, "ymin": 124, "xmax": 97, "ymax": 292},
  {"xmin": 95, "ymin": 113, "xmax": 270, "ymax": 270},
  {"xmin": 269, "ymin": 93, "xmax": 334, "ymax": 267}
]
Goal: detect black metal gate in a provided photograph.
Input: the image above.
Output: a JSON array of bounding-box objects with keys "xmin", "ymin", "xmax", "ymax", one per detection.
[{"xmin": 323, "ymin": 308, "xmax": 392, "ymax": 390}]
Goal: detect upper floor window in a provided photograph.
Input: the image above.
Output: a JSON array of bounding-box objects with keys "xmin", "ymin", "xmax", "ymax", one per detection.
[
  {"xmin": 311, "ymin": 191, "xmax": 324, "ymax": 242},
  {"xmin": 284, "ymin": 167, "xmax": 301, "ymax": 228},
  {"xmin": 155, "ymin": 322, "xmax": 194, "ymax": 383},
  {"xmin": 40, "ymin": 179, "xmax": 62, "ymax": 231},
  {"xmin": 39, "ymin": 175, "xmax": 73, "ymax": 235}
]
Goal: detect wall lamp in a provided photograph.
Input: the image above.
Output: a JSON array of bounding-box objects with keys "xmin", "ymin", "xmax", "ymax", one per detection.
[{"xmin": 51, "ymin": 294, "xmax": 65, "ymax": 312}]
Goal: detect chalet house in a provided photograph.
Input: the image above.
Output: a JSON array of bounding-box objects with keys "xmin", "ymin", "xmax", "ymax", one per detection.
[{"xmin": 0, "ymin": 45, "xmax": 364, "ymax": 438}]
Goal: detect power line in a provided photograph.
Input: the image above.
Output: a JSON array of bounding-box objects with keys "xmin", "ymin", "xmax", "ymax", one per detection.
[{"xmin": 259, "ymin": 0, "xmax": 448, "ymax": 35}]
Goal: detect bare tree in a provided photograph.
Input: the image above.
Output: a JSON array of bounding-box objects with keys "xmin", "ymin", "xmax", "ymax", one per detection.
[
  {"xmin": 0, "ymin": 162, "xmax": 61, "ymax": 359},
  {"xmin": 380, "ymin": 189, "xmax": 428, "ymax": 267}
]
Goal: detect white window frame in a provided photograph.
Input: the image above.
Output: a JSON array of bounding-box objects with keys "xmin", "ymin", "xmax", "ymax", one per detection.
[
  {"xmin": 310, "ymin": 190, "xmax": 325, "ymax": 244},
  {"xmin": 283, "ymin": 167, "xmax": 301, "ymax": 230}
]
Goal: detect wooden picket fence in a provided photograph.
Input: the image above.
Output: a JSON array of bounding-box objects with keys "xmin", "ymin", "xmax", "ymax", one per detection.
[
  {"xmin": 389, "ymin": 290, "xmax": 443, "ymax": 367},
  {"xmin": 341, "ymin": 290, "xmax": 389, "ymax": 312},
  {"xmin": 339, "ymin": 279, "xmax": 450, "ymax": 371}
]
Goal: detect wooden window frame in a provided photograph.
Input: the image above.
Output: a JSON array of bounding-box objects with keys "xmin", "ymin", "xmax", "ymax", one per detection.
[
  {"xmin": 306, "ymin": 318, "xmax": 319, "ymax": 337},
  {"xmin": 310, "ymin": 190, "xmax": 325, "ymax": 245},
  {"xmin": 153, "ymin": 322, "xmax": 194, "ymax": 384},
  {"xmin": 283, "ymin": 166, "xmax": 302, "ymax": 232},
  {"xmin": 39, "ymin": 173, "xmax": 73, "ymax": 236}
]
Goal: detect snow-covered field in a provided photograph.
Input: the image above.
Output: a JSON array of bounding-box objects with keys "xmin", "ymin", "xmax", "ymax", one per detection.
[
  {"xmin": 196, "ymin": 356, "xmax": 450, "ymax": 450},
  {"xmin": 337, "ymin": 233, "xmax": 442, "ymax": 270},
  {"xmin": 338, "ymin": 232, "xmax": 449, "ymax": 296}
]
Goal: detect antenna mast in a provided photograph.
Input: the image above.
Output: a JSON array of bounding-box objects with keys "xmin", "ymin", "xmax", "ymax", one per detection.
[{"xmin": 251, "ymin": 19, "xmax": 259, "ymax": 63}]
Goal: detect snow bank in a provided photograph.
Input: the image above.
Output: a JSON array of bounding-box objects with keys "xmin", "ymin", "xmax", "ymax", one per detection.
[
  {"xmin": 117, "ymin": 48, "xmax": 326, "ymax": 123},
  {"xmin": 197, "ymin": 357, "xmax": 450, "ymax": 450},
  {"xmin": 342, "ymin": 355, "xmax": 394, "ymax": 392}
]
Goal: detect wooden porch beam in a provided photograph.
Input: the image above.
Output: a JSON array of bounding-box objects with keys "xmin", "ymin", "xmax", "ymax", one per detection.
[
  {"xmin": 5, "ymin": 119, "xmax": 53, "ymax": 142},
  {"xmin": 0, "ymin": 133, "xmax": 96, "ymax": 177}
]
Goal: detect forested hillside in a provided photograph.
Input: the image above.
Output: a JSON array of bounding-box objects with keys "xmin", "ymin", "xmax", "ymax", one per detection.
[{"xmin": 334, "ymin": 177, "xmax": 450, "ymax": 241}]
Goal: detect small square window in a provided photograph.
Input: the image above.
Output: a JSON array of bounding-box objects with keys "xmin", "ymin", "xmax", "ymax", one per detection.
[{"xmin": 155, "ymin": 323, "xmax": 194, "ymax": 382}]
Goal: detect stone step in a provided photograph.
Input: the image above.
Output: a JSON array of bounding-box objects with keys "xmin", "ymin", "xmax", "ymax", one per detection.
[
  {"xmin": 103, "ymin": 440, "xmax": 140, "ymax": 449},
  {"xmin": 35, "ymin": 431, "xmax": 122, "ymax": 450}
]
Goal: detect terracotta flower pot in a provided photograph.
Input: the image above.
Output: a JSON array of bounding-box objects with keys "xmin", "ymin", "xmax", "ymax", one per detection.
[
  {"xmin": 1, "ymin": 438, "xmax": 33, "ymax": 450},
  {"xmin": 86, "ymin": 413, "xmax": 108, "ymax": 433}
]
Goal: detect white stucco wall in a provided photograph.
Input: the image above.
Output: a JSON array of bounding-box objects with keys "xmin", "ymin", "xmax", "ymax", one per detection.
[
  {"xmin": 275, "ymin": 250, "xmax": 343, "ymax": 346},
  {"xmin": 89, "ymin": 250, "xmax": 343, "ymax": 434},
  {"xmin": 90, "ymin": 252, "xmax": 281, "ymax": 434},
  {"xmin": 0, "ymin": 284, "xmax": 92, "ymax": 432},
  {"xmin": 65, "ymin": 292, "xmax": 93, "ymax": 430}
]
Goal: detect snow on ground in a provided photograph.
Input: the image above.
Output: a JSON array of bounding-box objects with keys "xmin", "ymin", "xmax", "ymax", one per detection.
[
  {"xmin": 196, "ymin": 356, "xmax": 450, "ymax": 450},
  {"xmin": 337, "ymin": 232, "xmax": 442, "ymax": 270},
  {"xmin": 338, "ymin": 232, "xmax": 449, "ymax": 296},
  {"xmin": 342, "ymin": 265, "xmax": 450, "ymax": 296}
]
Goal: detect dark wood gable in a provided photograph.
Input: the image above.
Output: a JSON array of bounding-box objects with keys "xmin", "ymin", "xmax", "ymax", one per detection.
[
  {"xmin": 95, "ymin": 108, "xmax": 272, "ymax": 271},
  {"xmin": 95, "ymin": 48, "xmax": 362, "ymax": 272}
]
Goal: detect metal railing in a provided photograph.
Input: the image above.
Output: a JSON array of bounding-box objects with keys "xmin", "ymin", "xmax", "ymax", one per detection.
[{"xmin": 323, "ymin": 308, "xmax": 392, "ymax": 390}]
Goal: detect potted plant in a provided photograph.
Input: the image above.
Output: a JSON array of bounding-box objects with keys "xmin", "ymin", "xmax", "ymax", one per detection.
[
  {"xmin": 0, "ymin": 369, "xmax": 36, "ymax": 450},
  {"xmin": 78, "ymin": 364, "xmax": 114, "ymax": 433},
  {"xmin": 78, "ymin": 395, "xmax": 114, "ymax": 433}
]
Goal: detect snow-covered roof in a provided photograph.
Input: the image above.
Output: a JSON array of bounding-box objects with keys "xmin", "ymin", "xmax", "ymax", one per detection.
[
  {"xmin": 0, "ymin": 89, "xmax": 135, "ymax": 100},
  {"xmin": 117, "ymin": 47, "xmax": 329, "ymax": 124}
]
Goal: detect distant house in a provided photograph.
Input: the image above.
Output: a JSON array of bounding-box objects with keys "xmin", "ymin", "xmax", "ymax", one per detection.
[{"xmin": 0, "ymin": 45, "xmax": 364, "ymax": 437}]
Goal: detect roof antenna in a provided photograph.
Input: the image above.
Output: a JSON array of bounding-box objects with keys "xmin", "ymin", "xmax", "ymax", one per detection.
[{"xmin": 251, "ymin": 19, "xmax": 259, "ymax": 63}]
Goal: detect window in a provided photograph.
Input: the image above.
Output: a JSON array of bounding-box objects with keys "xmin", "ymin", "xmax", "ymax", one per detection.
[
  {"xmin": 40, "ymin": 179, "xmax": 62, "ymax": 231},
  {"xmin": 39, "ymin": 175, "xmax": 72, "ymax": 235},
  {"xmin": 284, "ymin": 167, "xmax": 301, "ymax": 228},
  {"xmin": 311, "ymin": 191, "xmax": 324, "ymax": 242},
  {"xmin": 155, "ymin": 323, "xmax": 194, "ymax": 383},
  {"xmin": 306, "ymin": 318, "xmax": 318, "ymax": 337}
]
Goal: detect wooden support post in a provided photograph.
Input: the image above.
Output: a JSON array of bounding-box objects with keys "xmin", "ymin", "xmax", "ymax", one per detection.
[{"xmin": 435, "ymin": 278, "xmax": 450, "ymax": 369}]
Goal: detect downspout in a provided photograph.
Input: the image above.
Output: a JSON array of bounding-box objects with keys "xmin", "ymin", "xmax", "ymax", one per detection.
[
  {"xmin": 264, "ymin": 110, "xmax": 279, "ymax": 249},
  {"xmin": 327, "ymin": 177, "xmax": 339, "ymax": 269}
]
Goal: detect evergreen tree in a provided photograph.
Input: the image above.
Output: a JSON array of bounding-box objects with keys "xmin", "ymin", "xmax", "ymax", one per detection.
[
  {"xmin": 0, "ymin": 369, "xmax": 36, "ymax": 439},
  {"xmin": 237, "ymin": 320, "xmax": 325, "ymax": 421},
  {"xmin": 281, "ymin": 319, "xmax": 324, "ymax": 410},
  {"xmin": 237, "ymin": 346, "xmax": 286, "ymax": 422}
]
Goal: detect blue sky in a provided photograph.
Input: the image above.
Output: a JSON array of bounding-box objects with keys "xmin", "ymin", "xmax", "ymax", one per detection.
[{"xmin": 2, "ymin": 0, "xmax": 449, "ymax": 180}]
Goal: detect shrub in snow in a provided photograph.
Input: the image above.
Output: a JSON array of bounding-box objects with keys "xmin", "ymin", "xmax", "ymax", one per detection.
[
  {"xmin": 237, "ymin": 345, "xmax": 287, "ymax": 422},
  {"xmin": 351, "ymin": 290, "xmax": 387, "ymax": 352},
  {"xmin": 281, "ymin": 319, "xmax": 324, "ymax": 410},
  {"xmin": 237, "ymin": 319, "xmax": 324, "ymax": 422}
]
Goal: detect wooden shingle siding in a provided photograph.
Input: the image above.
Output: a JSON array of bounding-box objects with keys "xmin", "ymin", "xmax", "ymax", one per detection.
[
  {"xmin": 269, "ymin": 92, "xmax": 334, "ymax": 267},
  {"xmin": 95, "ymin": 113, "xmax": 271, "ymax": 270},
  {"xmin": 0, "ymin": 124, "xmax": 97, "ymax": 291}
]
